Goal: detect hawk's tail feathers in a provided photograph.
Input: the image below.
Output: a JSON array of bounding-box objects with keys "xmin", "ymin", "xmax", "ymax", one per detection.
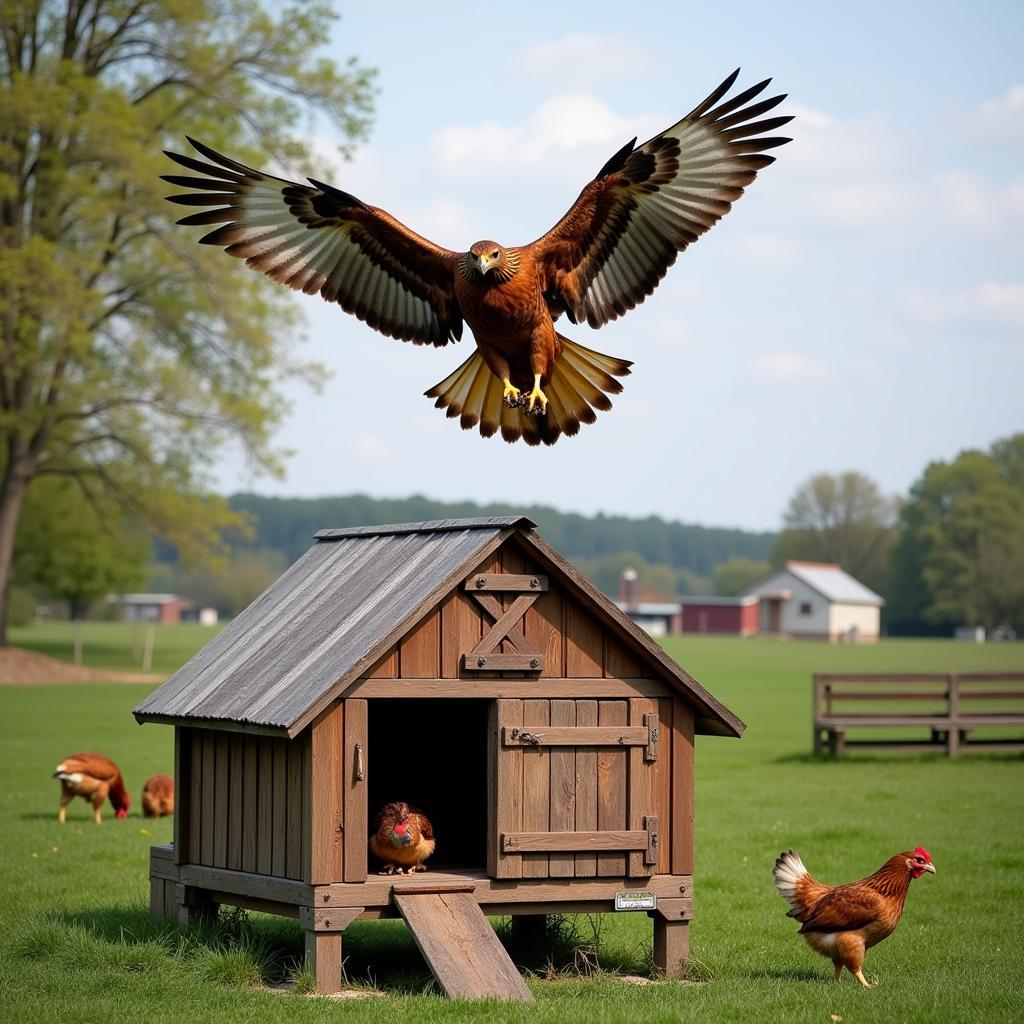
[{"xmin": 425, "ymin": 336, "xmax": 631, "ymax": 446}]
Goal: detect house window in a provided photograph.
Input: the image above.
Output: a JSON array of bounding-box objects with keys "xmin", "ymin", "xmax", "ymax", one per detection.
[{"xmin": 800, "ymin": 601, "xmax": 812, "ymax": 616}]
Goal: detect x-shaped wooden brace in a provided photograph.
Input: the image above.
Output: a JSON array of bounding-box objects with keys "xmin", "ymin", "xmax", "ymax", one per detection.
[{"xmin": 461, "ymin": 573, "xmax": 548, "ymax": 673}]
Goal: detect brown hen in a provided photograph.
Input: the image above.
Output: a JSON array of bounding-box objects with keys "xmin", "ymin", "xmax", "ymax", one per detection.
[
  {"xmin": 142, "ymin": 773, "xmax": 175, "ymax": 817},
  {"xmin": 54, "ymin": 753, "xmax": 131, "ymax": 824},
  {"xmin": 369, "ymin": 801, "xmax": 435, "ymax": 875},
  {"xmin": 774, "ymin": 847, "xmax": 936, "ymax": 988}
]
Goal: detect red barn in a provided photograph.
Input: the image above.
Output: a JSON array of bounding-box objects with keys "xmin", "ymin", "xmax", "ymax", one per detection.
[{"xmin": 680, "ymin": 595, "xmax": 760, "ymax": 636}]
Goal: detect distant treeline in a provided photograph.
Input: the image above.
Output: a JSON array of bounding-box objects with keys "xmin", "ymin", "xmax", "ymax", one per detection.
[{"xmin": 227, "ymin": 494, "xmax": 775, "ymax": 579}]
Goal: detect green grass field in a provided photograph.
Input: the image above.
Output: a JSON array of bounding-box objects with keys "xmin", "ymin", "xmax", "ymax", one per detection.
[
  {"xmin": 2, "ymin": 627, "xmax": 1023, "ymax": 1022},
  {"xmin": 9, "ymin": 620, "xmax": 224, "ymax": 676}
]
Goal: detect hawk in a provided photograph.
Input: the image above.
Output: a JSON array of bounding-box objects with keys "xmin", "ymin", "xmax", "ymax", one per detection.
[{"xmin": 163, "ymin": 69, "xmax": 790, "ymax": 446}]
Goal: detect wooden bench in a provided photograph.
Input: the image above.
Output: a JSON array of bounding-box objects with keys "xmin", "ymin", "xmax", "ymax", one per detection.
[{"xmin": 813, "ymin": 672, "xmax": 1024, "ymax": 757}]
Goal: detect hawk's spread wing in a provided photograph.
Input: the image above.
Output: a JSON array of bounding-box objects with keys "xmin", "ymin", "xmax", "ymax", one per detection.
[
  {"xmin": 530, "ymin": 70, "xmax": 791, "ymax": 329},
  {"xmin": 163, "ymin": 139, "xmax": 463, "ymax": 346}
]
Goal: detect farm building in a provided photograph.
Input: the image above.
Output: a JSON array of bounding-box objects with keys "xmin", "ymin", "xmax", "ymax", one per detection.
[
  {"xmin": 615, "ymin": 600, "xmax": 683, "ymax": 636},
  {"xmin": 132, "ymin": 516, "xmax": 743, "ymax": 1000},
  {"xmin": 740, "ymin": 561, "xmax": 884, "ymax": 642},
  {"xmin": 615, "ymin": 568, "xmax": 682, "ymax": 635},
  {"xmin": 679, "ymin": 594, "xmax": 760, "ymax": 636},
  {"xmin": 109, "ymin": 593, "xmax": 193, "ymax": 624}
]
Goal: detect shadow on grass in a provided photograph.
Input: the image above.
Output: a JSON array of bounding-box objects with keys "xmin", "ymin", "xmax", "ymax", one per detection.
[
  {"xmin": 11, "ymin": 904, "xmax": 305, "ymax": 989},
  {"xmin": 338, "ymin": 912, "xmax": 647, "ymax": 993},
  {"xmin": 774, "ymin": 750, "xmax": 1024, "ymax": 765},
  {"xmin": 741, "ymin": 966, "xmax": 826, "ymax": 983},
  {"xmin": 13, "ymin": 904, "xmax": 645, "ymax": 998}
]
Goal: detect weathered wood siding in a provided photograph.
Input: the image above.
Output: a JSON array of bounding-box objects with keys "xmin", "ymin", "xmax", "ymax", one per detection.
[
  {"xmin": 352, "ymin": 542, "xmax": 695, "ymax": 882},
  {"xmin": 487, "ymin": 695, "xmax": 685, "ymax": 879},
  {"xmin": 363, "ymin": 543, "xmax": 653, "ymax": 684},
  {"xmin": 183, "ymin": 727, "xmax": 312, "ymax": 880}
]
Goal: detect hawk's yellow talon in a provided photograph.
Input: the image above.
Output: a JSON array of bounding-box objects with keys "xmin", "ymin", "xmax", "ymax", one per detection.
[
  {"xmin": 527, "ymin": 373, "xmax": 548, "ymax": 414},
  {"xmin": 502, "ymin": 378, "xmax": 521, "ymax": 406}
]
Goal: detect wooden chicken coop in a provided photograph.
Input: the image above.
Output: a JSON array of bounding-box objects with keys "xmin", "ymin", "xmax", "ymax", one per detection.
[{"xmin": 134, "ymin": 516, "xmax": 743, "ymax": 1001}]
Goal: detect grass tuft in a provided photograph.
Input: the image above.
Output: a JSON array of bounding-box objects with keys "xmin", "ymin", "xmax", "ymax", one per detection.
[
  {"xmin": 192, "ymin": 946, "xmax": 266, "ymax": 987},
  {"xmin": 288, "ymin": 965, "xmax": 318, "ymax": 995}
]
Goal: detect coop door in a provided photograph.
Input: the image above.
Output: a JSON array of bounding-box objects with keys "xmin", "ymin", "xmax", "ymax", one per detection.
[{"xmin": 489, "ymin": 697, "xmax": 660, "ymax": 880}]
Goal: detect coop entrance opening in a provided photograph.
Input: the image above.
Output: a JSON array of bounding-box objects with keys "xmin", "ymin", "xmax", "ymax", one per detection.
[{"xmin": 367, "ymin": 699, "xmax": 489, "ymax": 871}]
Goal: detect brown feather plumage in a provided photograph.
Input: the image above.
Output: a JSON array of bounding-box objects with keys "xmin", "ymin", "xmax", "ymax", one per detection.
[
  {"xmin": 54, "ymin": 753, "xmax": 131, "ymax": 823},
  {"xmin": 164, "ymin": 70, "xmax": 789, "ymax": 444},
  {"xmin": 773, "ymin": 848, "xmax": 936, "ymax": 987},
  {"xmin": 368, "ymin": 801, "xmax": 436, "ymax": 874},
  {"xmin": 141, "ymin": 773, "xmax": 175, "ymax": 817}
]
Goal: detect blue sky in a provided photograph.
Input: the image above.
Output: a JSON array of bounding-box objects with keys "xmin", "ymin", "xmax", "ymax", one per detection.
[{"xmin": 216, "ymin": 1, "xmax": 1023, "ymax": 531}]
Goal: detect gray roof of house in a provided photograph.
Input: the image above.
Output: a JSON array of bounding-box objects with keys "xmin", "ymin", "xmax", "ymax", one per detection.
[
  {"xmin": 134, "ymin": 516, "xmax": 743, "ymax": 738},
  {"xmin": 744, "ymin": 561, "xmax": 884, "ymax": 606}
]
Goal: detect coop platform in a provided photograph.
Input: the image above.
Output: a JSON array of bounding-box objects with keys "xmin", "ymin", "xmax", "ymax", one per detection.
[{"xmin": 150, "ymin": 846, "xmax": 695, "ymax": 995}]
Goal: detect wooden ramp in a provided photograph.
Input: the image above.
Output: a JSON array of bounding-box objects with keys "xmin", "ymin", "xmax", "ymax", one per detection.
[{"xmin": 392, "ymin": 887, "xmax": 533, "ymax": 1002}]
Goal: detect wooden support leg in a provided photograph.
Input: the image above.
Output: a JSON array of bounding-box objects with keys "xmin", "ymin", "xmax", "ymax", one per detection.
[
  {"xmin": 652, "ymin": 917, "xmax": 690, "ymax": 979},
  {"xmin": 304, "ymin": 930, "xmax": 343, "ymax": 994},
  {"xmin": 652, "ymin": 899, "xmax": 691, "ymax": 979},
  {"xmin": 150, "ymin": 878, "xmax": 176, "ymax": 920},
  {"xmin": 833, "ymin": 730, "xmax": 846, "ymax": 757},
  {"xmin": 176, "ymin": 884, "xmax": 218, "ymax": 927},
  {"xmin": 947, "ymin": 728, "xmax": 959, "ymax": 758}
]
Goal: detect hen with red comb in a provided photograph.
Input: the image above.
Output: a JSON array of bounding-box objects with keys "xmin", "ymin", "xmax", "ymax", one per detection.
[
  {"xmin": 773, "ymin": 847, "xmax": 936, "ymax": 987},
  {"xmin": 369, "ymin": 801, "xmax": 435, "ymax": 875}
]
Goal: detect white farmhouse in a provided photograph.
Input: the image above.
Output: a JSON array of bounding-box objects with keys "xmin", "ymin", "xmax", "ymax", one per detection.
[{"xmin": 740, "ymin": 561, "xmax": 884, "ymax": 642}]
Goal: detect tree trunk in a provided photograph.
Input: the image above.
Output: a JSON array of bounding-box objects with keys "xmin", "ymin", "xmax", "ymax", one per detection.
[{"xmin": 0, "ymin": 458, "xmax": 30, "ymax": 647}]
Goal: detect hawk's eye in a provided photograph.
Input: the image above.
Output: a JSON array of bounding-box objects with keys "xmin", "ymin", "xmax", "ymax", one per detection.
[{"xmin": 491, "ymin": 250, "xmax": 499, "ymax": 258}]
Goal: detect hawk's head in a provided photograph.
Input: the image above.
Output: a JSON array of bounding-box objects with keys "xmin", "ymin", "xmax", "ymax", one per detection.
[{"xmin": 468, "ymin": 240, "xmax": 507, "ymax": 276}]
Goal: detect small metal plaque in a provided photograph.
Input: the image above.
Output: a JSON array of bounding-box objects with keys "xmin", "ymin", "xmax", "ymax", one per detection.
[{"xmin": 614, "ymin": 890, "xmax": 657, "ymax": 912}]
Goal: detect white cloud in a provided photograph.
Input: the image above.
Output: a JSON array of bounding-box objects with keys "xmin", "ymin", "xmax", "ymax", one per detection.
[
  {"xmin": 750, "ymin": 351, "xmax": 830, "ymax": 381},
  {"xmin": 954, "ymin": 84, "xmax": 1024, "ymax": 145},
  {"xmin": 432, "ymin": 93, "xmax": 664, "ymax": 187},
  {"xmin": 904, "ymin": 281, "xmax": 1024, "ymax": 332},
  {"xmin": 509, "ymin": 33, "xmax": 664, "ymax": 87},
  {"xmin": 351, "ymin": 434, "xmax": 395, "ymax": 463},
  {"xmin": 759, "ymin": 99, "xmax": 1024, "ymax": 243}
]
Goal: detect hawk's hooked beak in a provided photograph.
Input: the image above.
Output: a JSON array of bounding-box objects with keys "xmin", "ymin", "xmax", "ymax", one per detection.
[{"xmin": 476, "ymin": 254, "xmax": 491, "ymax": 275}]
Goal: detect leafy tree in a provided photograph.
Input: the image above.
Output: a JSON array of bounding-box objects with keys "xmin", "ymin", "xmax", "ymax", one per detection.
[
  {"xmin": 888, "ymin": 437, "xmax": 1024, "ymax": 633},
  {"xmin": 675, "ymin": 567, "xmax": 712, "ymax": 597},
  {"xmin": 213, "ymin": 549, "xmax": 286, "ymax": 616},
  {"xmin": 147, "ymin": 545, "xmax": 283, "ymax": 615},
  {"xmin": 0, "ymin": 0, "xmax": 375, "ymax": 642},
  {"xmin": 713, "ymin": 556, "xmax": 771, "ymax": 596},
  {"xmin": 573, "ymin": 551, "xmax": 682, "ymax": 602},
  {"xmin": 772, "ymin": 471, "xmax": 898, "ymax": 589},
  {"xmin": 14, "ymin": 475, "xmax": 148, "ymax": 616}
]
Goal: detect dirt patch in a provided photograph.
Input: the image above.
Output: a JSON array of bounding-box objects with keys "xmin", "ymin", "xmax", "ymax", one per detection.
[{"xmin": 0, "ymin": 646, "xmax": 163, "ymax": 685}]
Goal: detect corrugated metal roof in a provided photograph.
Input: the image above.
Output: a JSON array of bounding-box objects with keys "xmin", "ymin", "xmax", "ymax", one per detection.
[
  {"xmin": 315, "ymin": 516, "xmax": 533, "ymax": 540},
  {"xmin": 134, "ymin": 521, "xmax": 518, "ymax": 730},
  {"xmin": 134, "ymin": 515, "xmax": 743, "ymax": 739}
]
